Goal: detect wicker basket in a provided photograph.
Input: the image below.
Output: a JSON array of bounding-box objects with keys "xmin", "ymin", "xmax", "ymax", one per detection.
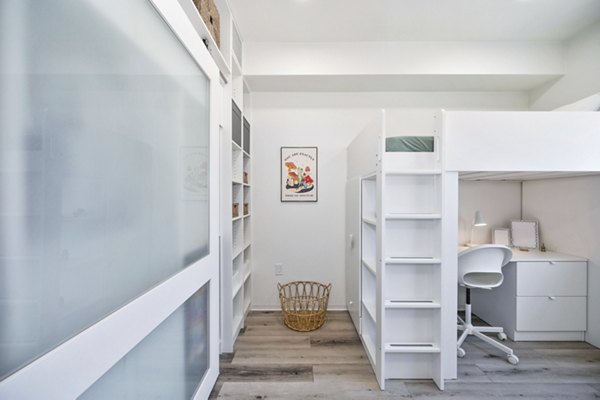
[{"xmin": 278, "ymin": 281, "xmax": 332, "ymax": 332}]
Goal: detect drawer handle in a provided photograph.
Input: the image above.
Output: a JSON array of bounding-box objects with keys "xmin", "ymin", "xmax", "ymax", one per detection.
[
  {"xmin": 548, "ymin": 296, "xmax": 556, "ymax": 300},
  {"xmin": 549, "ymin": 261, "xmax": 556, "ymax": 265}
]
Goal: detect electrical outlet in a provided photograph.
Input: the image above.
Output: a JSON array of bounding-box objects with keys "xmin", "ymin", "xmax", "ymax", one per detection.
[{"xmin": 274, "ymin": 263, "xmax": 283, "ymax": 276}]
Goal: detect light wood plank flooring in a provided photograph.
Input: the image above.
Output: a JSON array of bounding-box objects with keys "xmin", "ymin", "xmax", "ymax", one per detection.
[{"xmin": 209, "ymin": 311, "xmax": 600, "ymax": 399}]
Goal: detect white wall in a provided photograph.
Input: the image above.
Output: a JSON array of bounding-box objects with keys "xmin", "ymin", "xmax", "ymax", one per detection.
[
  {"xmin": 522, "ymin": 176, "xmax": 600, "ymax": 348},
  {"xmin": 459, "ymin": 180, "xmax": 522, "ymax": 245},
  {"xmin": 250, "ymin": 92, "xmax": 528, "ymax": 310},
  {"xmin": 529, "ymin": 21, "xmax": 600, "ymax": 110},
  {"xmin": 250, "ymin": 106, "xmax": 376, "ymax": 309}
]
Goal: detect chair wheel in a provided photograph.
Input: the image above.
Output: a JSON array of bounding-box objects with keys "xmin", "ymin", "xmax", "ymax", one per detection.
[
  {"xmin": 507, "ymin": 354, "xmax": 519, "ymax": 365},
  {"xmin": 457, "ymin": 347, "xmax": 466, "ymax": 358},
  {"xmin": 497, "ymin": 332, "xmax": 507, "ymax": 341}
]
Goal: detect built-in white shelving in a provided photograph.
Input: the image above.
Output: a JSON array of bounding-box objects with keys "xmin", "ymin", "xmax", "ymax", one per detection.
[{"xmin": 220, "ymin": 31, "xmax": 253, "ymax": 352}]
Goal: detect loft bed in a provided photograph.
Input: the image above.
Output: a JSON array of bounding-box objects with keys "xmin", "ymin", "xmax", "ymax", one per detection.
[
  {"xmin": 444, "ymin": 111, "xmax": 600, "ymax": 176},
  {"xmin": 349, "ymin": 109, "xmax": 600, "ymax": 180},
  {"xmin": 345, "ymin": 109, "xmax": 600, "ymax": 391}
]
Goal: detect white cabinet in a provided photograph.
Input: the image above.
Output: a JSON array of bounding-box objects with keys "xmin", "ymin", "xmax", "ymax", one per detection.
[
  {"xmin": 516, "ymin": 296, "xmax": 587, "ymax": 332},
  {"xmin": 472, "ymin": 255, "xmax": 587, "ymax": 341},
  {"xmin": 516, "ymin": 261, "xmax": 586, "ymax": 296}
]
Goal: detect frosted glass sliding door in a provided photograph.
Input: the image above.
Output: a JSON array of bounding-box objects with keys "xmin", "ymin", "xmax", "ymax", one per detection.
[
  {"xmin": 80, "ymin": 284, "xmax": 210, "ymax": 399},
  {"xmin": 0, "ymin": 0, "xmax": 219, "ymax": 396}
]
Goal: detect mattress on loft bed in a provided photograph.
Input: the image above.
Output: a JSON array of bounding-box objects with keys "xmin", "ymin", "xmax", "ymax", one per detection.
[{"xmin": 385, "ymin": 136, "xmax": 434, "ymax": 152}]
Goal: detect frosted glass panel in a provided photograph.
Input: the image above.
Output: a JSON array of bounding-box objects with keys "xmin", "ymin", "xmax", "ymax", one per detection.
[
  {"xmin": 80, "ymin": 284, "xmax": 210, "ymax": 399},
  {"xmin": 0, "ymin": 0, "xmax": 210, "ymax": 379}
]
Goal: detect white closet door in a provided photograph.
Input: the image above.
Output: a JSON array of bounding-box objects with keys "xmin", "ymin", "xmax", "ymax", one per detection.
[{"xmin": 0, "ymin": 0, "xmax": 221, "ymax": 398}]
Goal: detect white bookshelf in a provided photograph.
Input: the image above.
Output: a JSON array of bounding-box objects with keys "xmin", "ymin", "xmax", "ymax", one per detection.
[{"xmin": 220, "ymin": 36, "xmax": 252, "ymax": 351}]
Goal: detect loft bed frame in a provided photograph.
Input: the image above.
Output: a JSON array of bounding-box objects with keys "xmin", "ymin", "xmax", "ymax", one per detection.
[{"xmin": 345, "ymin": 109, "xmax": 600, "ymax": 390}]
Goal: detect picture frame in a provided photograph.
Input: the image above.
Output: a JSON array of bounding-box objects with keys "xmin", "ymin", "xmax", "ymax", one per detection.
[
  {"xmin": 492, "ymin": 228, "xmax": 511, "ymax": 246},
  {"xmin": 281, "ymin": 147, "xmax": 318, "ymax": 202},
  {"xmin": 511, "ymin": 220, "xmax": 538, "ymax": 250}
]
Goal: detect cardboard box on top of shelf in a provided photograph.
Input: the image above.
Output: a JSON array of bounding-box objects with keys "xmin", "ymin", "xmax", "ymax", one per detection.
[{"xmin": 193, "ymin": 0, "xmax": 210, "ymax": 21}]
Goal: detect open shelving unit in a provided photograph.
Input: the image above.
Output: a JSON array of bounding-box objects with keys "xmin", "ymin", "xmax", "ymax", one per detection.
[
  {"xmin": 221, "ymin": 96, "xmax": 252, "ymax": 353},
  {"xmin": 360, "ymin": 175, "xmax": 378, "ymax": 367},
  {"xmin": 190, "ymin": 0, "xmax": 252, "ymax": 354}
]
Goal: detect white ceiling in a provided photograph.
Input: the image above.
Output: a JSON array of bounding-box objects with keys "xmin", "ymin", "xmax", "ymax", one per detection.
[{"xmin": 229, "ymin": 0, "xmax": 600, "ymax": 42}]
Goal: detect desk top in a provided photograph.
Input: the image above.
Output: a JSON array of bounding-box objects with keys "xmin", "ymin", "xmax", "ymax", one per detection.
[{"xmin": 458, "ymin": 246, "xmax": 586, "ymax": 262}]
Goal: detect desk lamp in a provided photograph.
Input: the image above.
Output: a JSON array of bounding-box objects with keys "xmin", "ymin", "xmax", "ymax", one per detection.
[{"xmin": 469, "ymin": 210, "xmax": 487, "ymax": 246}]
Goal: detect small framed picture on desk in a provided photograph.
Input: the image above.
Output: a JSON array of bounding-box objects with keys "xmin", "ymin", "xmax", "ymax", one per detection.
[
  {"xmin": 511, "ymin": 220, "xmax": 538, "ymax": 250},
  {"xmin": 493, "ymin": 228, "xmax": 511, "ymax": 246}
]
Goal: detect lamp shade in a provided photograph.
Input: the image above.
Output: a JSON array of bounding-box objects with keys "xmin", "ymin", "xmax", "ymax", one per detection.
[{"xmin": 473, "ymin": 210, "xmax": 487, "ymax": 227}]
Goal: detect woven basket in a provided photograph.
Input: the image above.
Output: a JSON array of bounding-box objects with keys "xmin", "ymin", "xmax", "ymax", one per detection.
[{"xmin": 278, "ymin": 281, "xmax": 332, "ymax": 332}]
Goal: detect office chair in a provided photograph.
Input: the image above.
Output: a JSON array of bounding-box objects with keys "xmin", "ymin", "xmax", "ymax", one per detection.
[{"xmin": 457, "ymin": 244, "xmax": 519, "ymax": 365}]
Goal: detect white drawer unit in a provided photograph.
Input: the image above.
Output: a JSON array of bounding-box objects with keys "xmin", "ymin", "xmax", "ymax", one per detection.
[
  {"xmin": 516, "ymin": 261, "xmax": 587, "ymax": 297},
  {"xmin": 516, "ymin": 296, "xmax": 587, "ymax": 332},
  {"xmin": 471, "ymin": 255, "xmax": 587, "ymax": 341}
]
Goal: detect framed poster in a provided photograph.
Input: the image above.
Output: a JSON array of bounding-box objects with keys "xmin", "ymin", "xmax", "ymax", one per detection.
[{"xmin": 281, "ymin": 147, "xmax": 318, "ymax": 202}]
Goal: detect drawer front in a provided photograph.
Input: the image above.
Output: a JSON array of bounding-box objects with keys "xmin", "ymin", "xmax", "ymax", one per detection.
[
  {"xmin": 516, "ymin": 296, "xmax": 586, "ymax": 331},
  {"xmin": 516, "ymin": 261, "xmax": 586, "ymax": 296}
]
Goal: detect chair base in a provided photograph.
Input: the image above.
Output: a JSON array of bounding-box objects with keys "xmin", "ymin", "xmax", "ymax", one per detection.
[{"xmin": 457, "ymin": 304, "xmax": 519, "ymax": 365}]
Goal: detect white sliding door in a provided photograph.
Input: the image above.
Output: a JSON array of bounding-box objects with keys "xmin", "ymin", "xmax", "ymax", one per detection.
[{"xmin": 0, "ymin": 0, "xmax": 220, "ymax": 398}]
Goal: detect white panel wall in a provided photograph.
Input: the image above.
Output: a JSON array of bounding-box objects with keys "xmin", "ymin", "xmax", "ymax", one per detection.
[
  {"xmin": 250, "ymin": 92, "xmax": 528, "ymax": 310},
  {"xmin": 522, "ymin": 176, "xmax": 600, "ymax": 347},
  {"xmin": 530, "ymin": 21, "xmax": 600, "ymax": 110}
]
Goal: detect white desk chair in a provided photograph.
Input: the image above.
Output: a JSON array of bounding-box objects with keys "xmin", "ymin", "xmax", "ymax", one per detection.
[{"xmin": 457, "ymin": 244, "xmax": 519, "ymax": 365}]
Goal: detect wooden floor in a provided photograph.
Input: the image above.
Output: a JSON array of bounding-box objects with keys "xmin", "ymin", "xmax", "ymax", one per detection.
[{"xmin": 209, "ymin": 311, "xmax": 600, "ymax": 399}]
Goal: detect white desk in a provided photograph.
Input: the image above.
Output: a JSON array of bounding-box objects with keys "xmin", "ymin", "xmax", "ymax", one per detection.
[{"xmin": 465, "ymin": 248, "xmax": 588, "ymax": 341}]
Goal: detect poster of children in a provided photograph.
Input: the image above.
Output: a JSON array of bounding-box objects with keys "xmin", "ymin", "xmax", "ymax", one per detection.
[{"xmin": 280, "ymin": 147, "xmax": 318, "ymax": 202}]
